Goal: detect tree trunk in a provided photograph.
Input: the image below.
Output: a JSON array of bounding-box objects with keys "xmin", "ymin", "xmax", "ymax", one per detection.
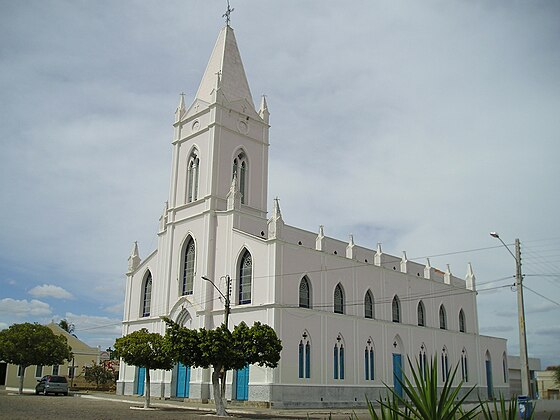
[
  {"xmin": 18, "ymin": 365, "xmax": 25, "ymax": 395},
  {"xmin": 212, "ymin": 365, "xmax": 228, "ymax": 416},
  {"xmin": 144, "ymin": 368, "xmax": 151, "ymax": 409}
]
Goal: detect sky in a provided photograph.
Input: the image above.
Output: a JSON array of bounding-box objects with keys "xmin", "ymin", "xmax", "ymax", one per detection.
[{"xmin": 1, "ymin": 1, "xmax": 559, "ymax": 367}]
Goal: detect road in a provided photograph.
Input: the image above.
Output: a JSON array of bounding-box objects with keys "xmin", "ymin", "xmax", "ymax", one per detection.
[{"xmin": 1, "ymin": 389, "xmax": 559, "ymax": 419}]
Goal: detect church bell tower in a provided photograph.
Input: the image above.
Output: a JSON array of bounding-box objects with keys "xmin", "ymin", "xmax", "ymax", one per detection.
[{"xmin": 168, "ymin": 24, "xmax": 270, "ymax": 221}]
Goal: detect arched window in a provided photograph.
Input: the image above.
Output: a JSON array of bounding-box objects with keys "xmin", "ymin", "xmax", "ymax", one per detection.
[
  {"xmin": 334, "ymin": 283, "xmax": 344, "ymax": 314},
  {"xmin": 419, "ymin": 344, "xmax": 427, "ymax": 379},
  {"xmin": 299, "ymin": 277, "xmax": 311, "ymax": 308},
  {"xmin": 298, "ymin": 332, "xmax": 311, "ymax": 379},
  {"xmin": 182, "ymin": 238, "xmax": 195, "ymax": 295},
  {"xmin": 439, "ymin": 305, "xmax": 447, "ymax": 330},
  {"xmin": 187, "ymin": 150, "xmax": 199, "ymax": 203},
  {"xmin": 142, "ymin": 271, "xmax": 152, "ymax": 317},
  {"xmin": 334, "ymin": 336, "xmax": 344, "ymax": 380},
  {"xmin": 365, "ymin": 339, "xmax": 374, "ymax": 381},
  {"xmin": 417, "ymin": 301, "xmax": 425, "ymax": 327},
  {"xmin": 392, "ymin": 296, "xmax": 400, "ymax": 323},
  {"xmin": 364, "ymin": 290, "xmax": 374, "ymax": 319},
  {"xmin": 238, "ymin": 250, "xmax": 252, "ymax": 304},
  {"xmin": 502, "ymin": 352, "xmax": 508, "ymax": 383},
  {"xmin": 459, "ymin": 309, "xmax": 466, "ymax": 333},
  {"xmin": 461, "ymin": 349, "xmax": 469, "ymax": 382},
  {"xmin": 232, "ymin": 151, "xmax": 247, "ymax": 204},
  {"xmin": 441, "ymin": 347, "xmax": 449, "ymax": 382}
]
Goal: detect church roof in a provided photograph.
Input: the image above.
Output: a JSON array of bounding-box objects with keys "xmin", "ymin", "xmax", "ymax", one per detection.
[{"xmin": 195, "ymin": 25, "xmax": 255, "ymax": 109}]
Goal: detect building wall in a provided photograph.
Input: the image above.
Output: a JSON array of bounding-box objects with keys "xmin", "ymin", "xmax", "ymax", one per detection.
[{"xmin": 4, "ymin": 323, "xmax": 100, "ymax": 393}]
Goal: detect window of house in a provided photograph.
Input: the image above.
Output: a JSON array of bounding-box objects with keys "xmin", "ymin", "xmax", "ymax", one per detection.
[
  {"xmin": 439, "ymin": 305, "xmax": 447, "ymax": 330},
  {"xmin": 502, "ymin": 353, "xmax": 508, "ymax": 383},
  {"xmin": 238, "ymin": 250, "xmax": 252, "ymax": 304},
  {"xmin": 334, "ymin": 283, "xmax": 344, "ymax": 314},
  {"xmin": 142, "ymin": 271, "xmax": 152, "ymax": 317},
  {"xmin": 364, "ymin": 290, "xmax": 374, "ymax": 319},
  {"xmin": 182, "ymin": 238, "xmax": 195, "ymax": 295},
  {"xmin": 187, "ymin": 150, "xmax": 199, "ymax": 203},
  {"xmin": 392, "ymin": 296, "xmax": 400, "ymax": 323},
  {"xmin": 35, "ymin": 365, "xmax": 43, "ymax": 378},
  {"xmin": 461, "ymin": 350, "xmax": 469, "ymax": 383},
  {"xmin": 52, "ymin": 365, "xmax": 59, "ymax": 375},
  {"xmin": 298, "ymin": 332, "xmax": 311, "ymax": 379},
  {"xmin": 418, "ymin": 301, "xmax": 425, "ymax": 326},
  {"xmin": 419, "ymin": 345, "xmax": 427, "ymax": 380},
  {"xmin": 365, "ymin": 340, "xmax": 374, "ymax": 380},
  {"xmin": 334, "ymin": 339, "xmax": 345, "ymax": 380},
  {"xmin": 459, "ymin": 309, "xmax": 466, "ymax": 333},
  {"xmin": 232, "ymin": 152, "xmax": 247, "ymax": 204},
  {"xmin": 441, "ymin": 349, "xmax": 449, "ymax": 382},
  {"xmin": 299, "ymin": 277, "xmax": 311, "ymax": 308}
]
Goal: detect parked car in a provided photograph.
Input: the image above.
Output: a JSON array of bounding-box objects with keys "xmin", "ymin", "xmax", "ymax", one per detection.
[{"xmin": 35, "ymin": 375, "xmax": 69, "ymax": 396}]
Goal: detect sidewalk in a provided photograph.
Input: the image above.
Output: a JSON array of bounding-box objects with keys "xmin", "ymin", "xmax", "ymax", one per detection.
[{"xmin": 75, "ymin": 391, "xmax": 369, "ymax": 419}]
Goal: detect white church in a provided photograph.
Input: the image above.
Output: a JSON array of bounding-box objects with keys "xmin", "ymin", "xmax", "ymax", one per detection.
[{"xmin": 117, "ymin": 22, "xmax": 508, "ymax": 407}]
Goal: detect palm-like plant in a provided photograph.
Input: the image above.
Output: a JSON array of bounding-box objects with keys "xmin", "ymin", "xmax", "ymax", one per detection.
[{"xmin": 368, "ymin": 354, "xmax": 480, "ymax": 420}]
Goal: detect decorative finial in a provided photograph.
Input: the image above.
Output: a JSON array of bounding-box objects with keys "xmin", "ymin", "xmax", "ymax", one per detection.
[{"xmin": 223, "ymin": 0, "xmax": 234, "ymax": 26}]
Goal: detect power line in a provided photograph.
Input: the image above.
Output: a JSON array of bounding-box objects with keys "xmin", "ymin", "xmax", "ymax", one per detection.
[{"xmin": 524, "ymin": 285, "xmax": 560, "ymax": 308}]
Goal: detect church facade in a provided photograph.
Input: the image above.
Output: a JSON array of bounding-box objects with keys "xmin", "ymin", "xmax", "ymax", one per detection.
[{"xmin": 117, "ymin": 24, "xmax": 508, "ymax": 407}]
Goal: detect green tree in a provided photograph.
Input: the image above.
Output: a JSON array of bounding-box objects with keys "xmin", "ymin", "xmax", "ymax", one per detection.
[
  {"xmin": 164, "ymin": 319, "xmax": 282, "ymax": 416},
  {"xmin": 83, "ymin": 360, "xmax": 117, "ymax": 389},
  {"xmin": 114, "ymin": 329, "xmax": 173, "ymax": 409},
  {"xmin": 57, "ymin": 319, "xmax": 76, "ymax": 336},
  {"xmin": 367, "ymin": 355, "xmax": 480, "ymax": 420},
  {"xmin": 0, "ymin": 323, "xmax": 72, "ymax": 394},
  {"xmin": 551, "ymin": 365, "xmax": 560, "ymax": 388}
]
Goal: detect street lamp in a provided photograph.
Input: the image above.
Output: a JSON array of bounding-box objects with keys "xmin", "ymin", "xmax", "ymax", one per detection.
[
  {"xmin": 201, "ymin": 275, "xmax": 231, "ymax": 329},
  {"xmin": 490, "ymin": 232, "xmax": 531, "ymax": 398}
]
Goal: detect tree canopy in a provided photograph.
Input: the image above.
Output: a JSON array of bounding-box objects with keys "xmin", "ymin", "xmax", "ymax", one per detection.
[
  {"xmin": 164, "ymin": 319, "xmax": 282, "ymax": 416},
  {"xmin": 114, "ymin": 328, "xmax": 173, "ymax": 408},
  {"xmin": 0, "ymin": 323, "xmax": 73, "ymax": 394}
]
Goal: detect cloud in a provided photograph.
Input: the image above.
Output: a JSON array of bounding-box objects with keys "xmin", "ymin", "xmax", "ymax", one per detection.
[
  {"xmin": 102, "ymin": 303, "xmax": 124, "ymax": 315},
  {"xmin": 28, "ymin": 284, "xmax": 73, "ymax": 299},
  {"xmin": 480, "ymin": 325, "xmax": 515, "ymax": 334},
  {"xmin": 0, "ymin": 298, "xmax": 52, "ymax": 317}
]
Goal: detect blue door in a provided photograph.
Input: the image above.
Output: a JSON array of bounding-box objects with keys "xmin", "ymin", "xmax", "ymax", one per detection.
[
  {"xmin": 176, "ymin": 363, "xmax": 191, "ymax": 398},
  {"xmin": 235, "ymin": 365, "xmax": 249, "ymax": 401},
  {"xmin": 486, "ymin": 360, "xmax": 494, "ymax": 399},
  {"xmin": 136, "ymin": 367, "xmax": 146, "ymax": 395},
  {"xmin": 393, "ymin": 353, "xmax": 403, "ymax": 398}
]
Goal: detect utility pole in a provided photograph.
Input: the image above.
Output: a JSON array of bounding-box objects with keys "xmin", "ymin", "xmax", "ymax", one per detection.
[
  {"xmin": 224, "ymin": 275, "xmax": 231, "ymax": 329},
  {"xmin": 515, "ymin": 238, "xmax": 531, "ymax": 398},
  {"xmin": 490, "ymin": 233, "xmax": 531, "ymax": 398}
]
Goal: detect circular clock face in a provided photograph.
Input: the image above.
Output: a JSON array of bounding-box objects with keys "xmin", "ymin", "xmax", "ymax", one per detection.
[
  {"xmin": 237, "ymin": 120, "xmax": 249, "ymax": 134},
  {"xmin": 192, "ymin": 120, "xmax": 200, "ymax": 132}
]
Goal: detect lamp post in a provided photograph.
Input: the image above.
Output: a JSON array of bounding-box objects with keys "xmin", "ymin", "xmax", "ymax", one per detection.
[
  {"xmin": 201, "ymin": 275, "xmax": 231, "ymax": 402},
  {"xmin": 201, "ymin": 275, "xmax": 231, "ymax": 328},
  {"xmin": 490, "ymin": 232, "xmax": 531, "ymax": 398}
]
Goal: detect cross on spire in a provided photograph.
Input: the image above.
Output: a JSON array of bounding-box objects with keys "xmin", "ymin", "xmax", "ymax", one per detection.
[{"xmin": 223, "ymin": 0, "xmax": 234, "ymax": 26}]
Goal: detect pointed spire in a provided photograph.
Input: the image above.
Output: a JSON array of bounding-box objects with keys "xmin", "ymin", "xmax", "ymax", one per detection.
[
  {"xmin": 195, "ymin": 26, "xmax": 255, "ymax": 108},
  {"xmin": 400, "ymin": 251, "xmax": 408, "ymax": 274},
  {"xmin": 316, "ymin": 225, "xmax": 325, "ymax": 251},
  {"xmin": 127, "ymin": 242, "xmax": 141, "ymax": 275},
  {"xmin": 466, "ymin": 262, "xmax": 476, "ymax": 291},
  {"xmin": 259, "ymin": 94, "xmax": 270, "ymax": 123},
  {"xmin": 272, "ymin": 197, "xmax": 282, "ymax": 221},
  {"xmin": 175, "ymin": 93, "xmax": 186, "ymax": 123},
  {"xmin": 346, "ymin": 234, "xmax": 355, "ymax": 259},
  {"xmin": 159, "ymin": 201, "xmax": 169, "ymax": 233},
  {"xmin": 444, "ymin": 264, "xmax": 452, "ymax": 285},
  {"xmin": 227, "ymin": 173, "xmax": 241, "ymax": 210},
  {"xmin": 424, "ymin": 258, "xmax": 432, "ymax": 280},
  {"xmin": 268, "ymin": 197, "xmax": 284, "ymax": 239},
  {"xmin": 374, "ymin": 242, "xmax": 383, "ymax": 266}
]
